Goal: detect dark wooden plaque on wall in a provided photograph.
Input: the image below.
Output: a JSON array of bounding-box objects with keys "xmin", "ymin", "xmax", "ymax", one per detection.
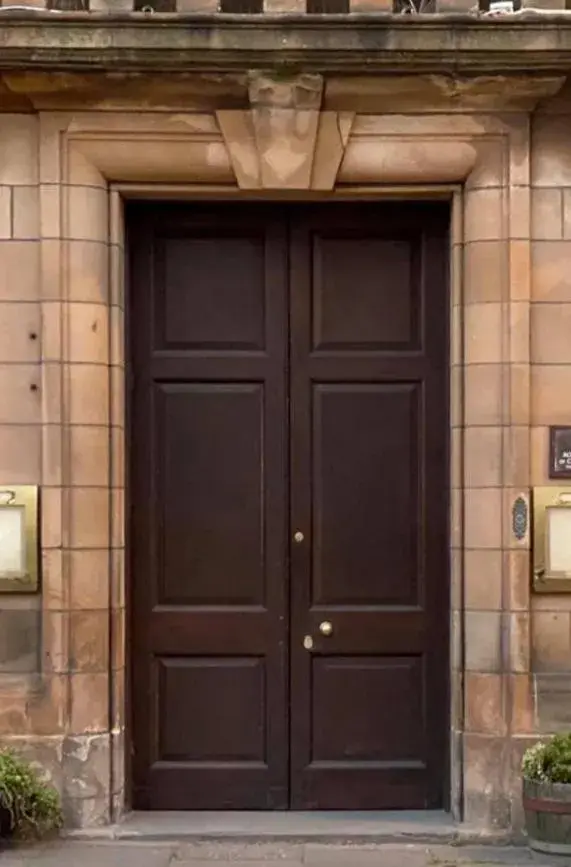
[{"xmin": 549, "ymin": 426, "xmax": 571, "ymax": 479}]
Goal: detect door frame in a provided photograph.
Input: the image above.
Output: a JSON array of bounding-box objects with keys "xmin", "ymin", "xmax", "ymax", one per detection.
[
  {"xmin": 123, "ymin": 192, "xmax": 454, "ymax": 814},
  {"xmin": 35, "ymin": 96, "xmax": 534, "ymax": 827}
]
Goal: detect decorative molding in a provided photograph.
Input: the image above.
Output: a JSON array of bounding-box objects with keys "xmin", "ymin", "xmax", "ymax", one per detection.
[
  {"xmin": 216, "ymin": 107, "xmax": 355, "ymax": 190},
  {"xmin": 216, "ymin": 74, "xmax": 355, "ymax": 190},
  {"xmin": 340, "ymin": 138, "xmax": 477, "ymax": 183},
  {"xmin": 325, "ymin": 74, "xmax": 566, "ymax": 113},
  {"xmin": 312, "ymin": 111, "xmax": 354, "ymax": 190},
  {"xmin": 0, "ymin": 20, "xmax": 570, "ymax": 76},
  {"xmin": 1, "ymin": 71, "xmax": 564, "ymax": 115}
]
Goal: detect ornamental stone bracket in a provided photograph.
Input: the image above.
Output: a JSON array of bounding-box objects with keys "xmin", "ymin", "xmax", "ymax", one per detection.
[{"xmin": 216, "ymin": 73, "xmax": 354, "ymax": 191}]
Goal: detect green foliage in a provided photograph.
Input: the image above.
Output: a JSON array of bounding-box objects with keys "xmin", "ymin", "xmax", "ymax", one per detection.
[
  {"xmin": 0, "ymin": 749, "xmax": 62, "ymax": 840},
  {"xmin": 522, "ymin": 734, "xmax": 571, "ymax": 785}
]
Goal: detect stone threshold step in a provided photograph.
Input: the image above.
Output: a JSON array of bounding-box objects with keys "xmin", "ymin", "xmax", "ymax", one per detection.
[{"xmin": 67, "ymin": 811, "xmax": 515, "ymax": 846}]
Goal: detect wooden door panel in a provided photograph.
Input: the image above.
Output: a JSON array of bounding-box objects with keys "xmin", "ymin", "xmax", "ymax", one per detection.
[
  {"xmin": 312, "ymin": 383, "xmax": 420, "ymax": 606},
  {"xmin": 311, "ymin": 656, "xmax": 424, "ymax": 764},
  {"xmin": 157, "ymin": 382, "xmax": 264, "ymax": 605},
  {"xmin": 129, "ymin": 205, "xmax": 288, "ymax": 811},
  {"xmin": 290, "ymin": 204, "xmax": 449, "ymax": 811},
  {"xmin": 159, "ymin": 235, "xmax": 266, "ymax": 351},
  {"xmin": 156, "ymin": 656, "xmax": 266, "ymax": 762},
  {"xmin": 311, "ymin": 234, "xmax": 419, "ymax": 352}
]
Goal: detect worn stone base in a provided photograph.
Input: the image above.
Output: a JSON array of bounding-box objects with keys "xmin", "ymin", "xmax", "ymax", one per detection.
[
  {"xmin": 1, "ymin": 734, "xmax": 113, "ymax": 830},
  {"xmin": 1, "ymin": 840, "xmax": 566, "ymax": 867}
]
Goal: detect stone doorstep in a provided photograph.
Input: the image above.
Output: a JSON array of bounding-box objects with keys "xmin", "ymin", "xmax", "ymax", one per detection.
[
  {"xmin": 3, "ymin": 840, "xmax": 562, "ymax": 867},
  {"xmin": 18, "ymin": 815, "xmax": 553, "ymax": 867},
  {"xmin": 64, "ymin": 811, "xmax": 516, "ymax": 845}
]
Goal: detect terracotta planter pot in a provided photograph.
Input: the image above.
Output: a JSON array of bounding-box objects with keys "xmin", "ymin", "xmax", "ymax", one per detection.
[{"xmin": 523, "ymin": 778, "xmax": 571, "ymax": 855}]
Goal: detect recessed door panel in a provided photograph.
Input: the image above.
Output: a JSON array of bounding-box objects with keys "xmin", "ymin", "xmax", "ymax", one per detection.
[
  {"xmin": 159, "ymin": 235, "xmax": 266, "ymax": 351},
  {"xmin": 157, "ymin": 382, "xmax": 265, "ymax": 606},
  {"xmin": 311, "ymin": 234, "xmax": 418, "ymax": 351},
  {"xmin": 312, "ymin": 382, "xmax": 421, "ymax": 607},
  {"xmin": 310, "ymin": 655, "xmax": 425, "ymax": 763},
  {"xmin": 156, "ymin": 656, "xmax": 267, "ymax": 763}
]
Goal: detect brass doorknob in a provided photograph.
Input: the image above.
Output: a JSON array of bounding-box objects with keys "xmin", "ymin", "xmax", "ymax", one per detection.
[
  {"xmin": 319, "ymin": 621, "xmax": 333, "ymax": 636},
  {"xmin": 294, "ymin": 531, "xmax": 304, "ymax": 543}
]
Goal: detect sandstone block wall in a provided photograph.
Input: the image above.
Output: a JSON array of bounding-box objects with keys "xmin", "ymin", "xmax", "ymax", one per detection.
[
  {"xmin": 528, "ymin": 87, "xmax": 571, "ymax": 736},
  {"xmin": 0, "ymin": 112, "xmax": 124, "ymax": 827},
  {"xmin": 0, "ymin": 116, "xmax": 43, "ymax": 687},
  {"xmin": 0, "ymin": 74, "xmax": 568, "ymax": 831}
]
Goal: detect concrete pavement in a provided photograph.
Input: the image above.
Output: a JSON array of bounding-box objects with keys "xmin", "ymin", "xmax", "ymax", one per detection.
[{"xmin": 0, "ymin": 841, "xmax": 569, "ymax": 866}]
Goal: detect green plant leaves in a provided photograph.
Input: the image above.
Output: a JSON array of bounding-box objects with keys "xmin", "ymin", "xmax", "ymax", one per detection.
[
  {"xmin": 522, "ymin": 734, "xmax": 571, "ymax": 785},
  {"xmin": 0, "ymin": 749, "xmax": 62, "ymax": 840}
]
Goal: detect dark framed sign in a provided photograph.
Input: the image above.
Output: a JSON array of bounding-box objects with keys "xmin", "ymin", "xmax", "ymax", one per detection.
[{"xmin": 549, "ymin": 426, "xmax": 571, "ymax": 479}]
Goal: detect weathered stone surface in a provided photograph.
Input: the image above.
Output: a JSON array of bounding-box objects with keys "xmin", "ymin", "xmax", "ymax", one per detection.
[
  {"xmin": 0, "ymin": 71, "xmax": 562, "ymax": 113},
  {"xmin": 326, "ymin": 73, "xmax": 564, "ymax": 111},
  {"xmin": 2, "ymin": 735, "xmax": 66, "ymax": 794},
  {"xmin": 2, "ymin": 842, "xmax": 175, "ymax": 866},
  {"xmin": 216, "ymin": 73, "xmax": 355, "ymax": 189},
  {"xmin": 0, "ymin": 607, "xmax": 40, "ymax": 674},
  {"xmin": 0, "ymin": 840, "xmax": 568, "ymax": 866},
  {"xmin": 534, "ymin": 674, "xmax": 571, "ymax": 731},
  {"xmin": 62, "ymin": 734, "xmax": 111, "ymax": 802},
  {"xmin": 0, "ymin": 18, "xmax": 568, "ymax": 75},
  {"xmin": 247, "ymin": 72, "xmax": 321, "ymax": 188},
  {"xmin": 62, "ymin": 795, "xmax": 110, "ymax": 829},
  {"xmin": 177, "ymin": 841, "xmax": 305, "ymax": 860}
]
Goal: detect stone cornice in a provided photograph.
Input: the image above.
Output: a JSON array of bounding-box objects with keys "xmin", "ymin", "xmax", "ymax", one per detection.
[
  {"xmin": 1, "ymin": 69, "xmax": 564, "ymax": 113},
  {"xmin": 2, "ymin": 13, "xmax": 571, "ymax": 74}
]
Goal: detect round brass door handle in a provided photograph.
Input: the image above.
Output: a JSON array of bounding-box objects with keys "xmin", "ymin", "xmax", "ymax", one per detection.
[{"xmin": 319, "ymin": 621, "xmax": 333, "ymax": 637}]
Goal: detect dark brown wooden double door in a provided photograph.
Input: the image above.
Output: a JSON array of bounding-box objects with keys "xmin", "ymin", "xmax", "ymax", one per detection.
[{"xmin": 129, "ymin": 202, "xmax": 449, "ymax": 812}]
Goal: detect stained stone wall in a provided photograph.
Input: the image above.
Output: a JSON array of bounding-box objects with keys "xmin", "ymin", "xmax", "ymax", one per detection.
[
  {"xmin": 0, "ymin": 113, "xmax": 125, "ymax": 827},
  {"xmin": 0, "ymin": 117, "xmax": 42, "ymax": 682},
  {"xmin": 0, "ymin": 70, "xmax": 568, "ymax": 832},
  {"xmin": 527, "ymin": 84, "xmax": 571, "ymax": 736}
]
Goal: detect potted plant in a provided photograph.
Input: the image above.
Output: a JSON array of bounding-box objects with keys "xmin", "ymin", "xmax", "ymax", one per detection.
[
  {"xmin": 0, "ymin": 748, "xmax": 62, "ymax": 844},
  {"xmin": 522, "ymin": 733, "xmax": 571, "ymax": 855}
]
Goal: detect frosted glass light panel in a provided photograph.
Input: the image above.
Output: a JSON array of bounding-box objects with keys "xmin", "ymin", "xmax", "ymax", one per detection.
[
  {"xmin": 546, "ymin": 505, "xmax": 571, "ymax": 577},
  {"xmin": 0, "ymin": 506, "xmax": 25, "ymax": 576}
]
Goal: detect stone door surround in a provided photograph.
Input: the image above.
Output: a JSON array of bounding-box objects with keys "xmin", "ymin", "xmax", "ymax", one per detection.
[{"xmin": 0, "ymin": 68, "xmax": 563, "ymax": 827}]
